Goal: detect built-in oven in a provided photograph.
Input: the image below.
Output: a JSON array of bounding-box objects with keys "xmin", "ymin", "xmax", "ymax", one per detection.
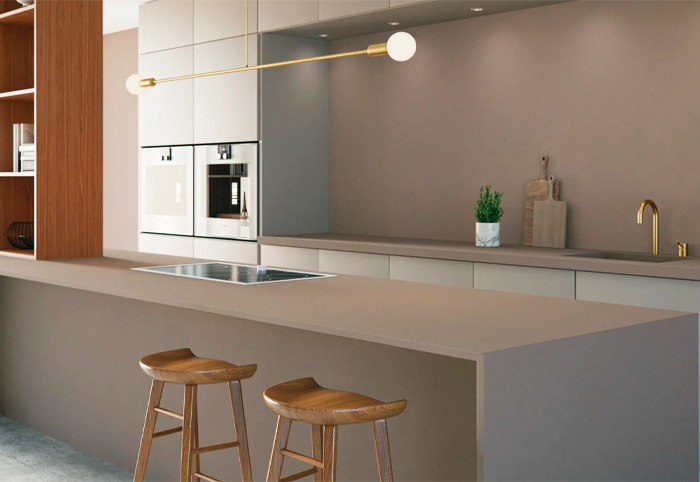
[
  {"xmin": 140, "ymin": 146, "xmax": 194, "ymax": 236},
  {"xmin": 194, "ymin": 143, "xmax": 258, "ymax": 241}
]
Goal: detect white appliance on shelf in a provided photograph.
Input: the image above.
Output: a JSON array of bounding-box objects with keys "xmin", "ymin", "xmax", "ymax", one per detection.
[
  {"xmin": 194, "ymin": 143, "xmax": 258, "ymax": 241},
  {"xmin": 140, "ymin": 145, "xmax": 194, "ymax": 236}
]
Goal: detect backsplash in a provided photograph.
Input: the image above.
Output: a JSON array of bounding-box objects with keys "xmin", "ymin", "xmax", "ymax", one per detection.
[{"xmin": 327, "ymin": 1, "xmax": 700, "ymax": 254}]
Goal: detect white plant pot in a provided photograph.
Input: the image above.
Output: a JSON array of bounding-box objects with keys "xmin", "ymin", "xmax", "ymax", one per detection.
[{"xmin": 476, "ymin": 222, "xmax": 500, "ymax": 247}]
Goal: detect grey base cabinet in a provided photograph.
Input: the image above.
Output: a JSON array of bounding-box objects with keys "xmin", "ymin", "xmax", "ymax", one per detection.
[
  {"xmin": 318, "ymin": 250, "xmax": 389, "ymax": 278},
  {"xmin": 261, "ymin": 244, "xmax": 320, "ymax": 271},
  {"xmin": 576, "ymin": 271, "xmax": 700, "ymax": 313},
  {"xmin": 474, "ymin": 263, "xmax": 576, "ymax": 299},
  {"xmin": 390, "ymin": 255, "xmax": 473, "ymax": 287}
]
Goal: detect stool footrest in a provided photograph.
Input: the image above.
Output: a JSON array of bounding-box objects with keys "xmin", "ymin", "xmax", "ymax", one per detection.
[
  {"xmin": 154, "ymin": 406, "xmax": 183, "ymax": 420},
  {"xmin": 192, "ymin": 441, "xmax": 240, "ymax": 455},
  {"xmin": 153, "ymin": 426, "xmax": 183, "ymax": 438},
  {"xmin": 280, "ymin": 449, "xmax": 323, "ymax": 468},
  {"xmin": 280, "ymin": 468, "xmax": 319, "ymax": 482},
  {"xmin": 194, "ymin": 472, "xmax": 222, "ymax": 482}
]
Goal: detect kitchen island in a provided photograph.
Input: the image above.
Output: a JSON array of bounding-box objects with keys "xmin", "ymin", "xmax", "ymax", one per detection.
[{"xmin": 0, "ymin": 251, "xmax": 695, "ymax": 481}]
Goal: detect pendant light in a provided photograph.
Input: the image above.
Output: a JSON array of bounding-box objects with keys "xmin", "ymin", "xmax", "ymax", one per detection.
[{"xmin": 126, "ymin": 1, "xmax": 416, "ymax": 95}]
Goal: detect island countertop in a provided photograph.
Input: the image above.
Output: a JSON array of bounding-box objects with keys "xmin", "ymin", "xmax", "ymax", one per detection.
[{"xmin": 0, "ymin": 250, "xmax": 690, "ymax": 361}]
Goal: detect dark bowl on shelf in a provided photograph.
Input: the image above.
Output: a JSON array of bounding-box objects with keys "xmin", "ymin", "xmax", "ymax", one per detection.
[{"xmin": 7, "ymin": 221, "xmax": 33, "ymax": 250}]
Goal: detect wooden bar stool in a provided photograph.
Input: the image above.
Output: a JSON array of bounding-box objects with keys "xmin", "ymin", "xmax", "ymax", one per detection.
[
  {"xmin": 134, "ymin": 348, "xmax": 257, "ymax": 482},
  {"xmin": 263, "ymin": 377, "xmax": 407, "ymax": 482}
]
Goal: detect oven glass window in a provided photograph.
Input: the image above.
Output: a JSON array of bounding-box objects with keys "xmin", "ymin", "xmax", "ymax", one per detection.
[
  {"xmin": 208, "ymin": 163, "xmax": 249, "ymax": 220},
  {"xmin": 145, "ymin": 165, "xmax": 188, "ymax": 216}
]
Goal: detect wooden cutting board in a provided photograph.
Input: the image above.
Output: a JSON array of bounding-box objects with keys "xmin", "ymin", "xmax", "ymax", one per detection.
[
  {"xmin": 524, "ymin": 157, "xmax": 560, "ymax": 245},
  {"xmin": 532, "ymin": 176, "xmax": 567, "ymax": 248}
]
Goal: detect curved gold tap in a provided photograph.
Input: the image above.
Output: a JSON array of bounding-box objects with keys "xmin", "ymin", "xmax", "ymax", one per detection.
[{"xmin": 637, "ymin": 199, "xmax": 659, "ymax": 255}]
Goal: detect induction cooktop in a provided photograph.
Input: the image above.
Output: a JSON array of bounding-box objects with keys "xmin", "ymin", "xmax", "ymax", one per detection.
[{"xmin": 133, "ymin": 262, "xmax": 335, "ymax": 285}]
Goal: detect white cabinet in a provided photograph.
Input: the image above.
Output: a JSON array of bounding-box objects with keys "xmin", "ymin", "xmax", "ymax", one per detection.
[
  {"xmin": 319, "ymin": 0, "xmax": 388, "ymax": 19},
  {"xmin": 139, "ymin": 0, "xmax": 194, "ymax": 54},
  {"xmin": 261, "ymin": 245, "xmax": 319, "ymax": 271},
  {"xmin": 576, "ymin": 272, "xmax": 700, "ymax": 313},
  {"xmin": 194, "ymin": 36, "xmax": 258, "ymax": 144},
  {"xmin": 474, "ymin": 263, "xmax": 575, "ymax": 299},
  {"xmin": 389, "ymin": 0, "xmax": 425, "ymax": 5},
  {"xmin": 139, "ymin": 233, "xmax": 194, "ymax": 257},
  {"xmin": 194, "ymin": 0, "xmax": 258, "ymax": 44},
  {"xmin": 194, "ymin": 238, "xmax": 259, "ymax": 265},
  {"xmin": 258, "ymin": 0, "xmax": 318, "ymax": 32},
  {"xmin": 139, "ymin": 46, "xmax": 194, "ymax": 146},
  {"xmin": 390, "ymin": 256, "xmax": 473, "ymax": 287},
  {"xmin": 319, "ymin": 250, "xmax": 389, "ymax": 278}
]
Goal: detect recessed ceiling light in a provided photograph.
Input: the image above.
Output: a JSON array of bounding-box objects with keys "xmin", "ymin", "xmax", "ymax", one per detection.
[
  {"xmin": 471, "ymin": 7, "xmax": 484, "ymax": 12},
  {"xmin": 388, "ymin": 21, "xmax": 400, "ymax": 26},
  {"xmin": 318, "ymin": 33, "xmax": 329, "ymax": 38}
]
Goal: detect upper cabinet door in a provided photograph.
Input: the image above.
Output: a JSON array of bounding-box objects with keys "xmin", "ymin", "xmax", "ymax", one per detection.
[
  {"xmin": 139, "ymin": 46, "xmax": 194, "ymax": 146},
  {"xmin": 194, "ymin": 36, "xmax": 258, "ymax": 144},
  {"xmin": 139, "ymin": 0, "xmax": 194, "ymax": 54},
  {"xmin": 319, "ymin": 0, "xmax": 388, "ymax": 20},
  {"xmin": 194, "ymin": 0, "xmax": 258, "ymax": 44},
  {"xmin": 258, "ymin": 0, "xmax": 318, "ymax": 32}
]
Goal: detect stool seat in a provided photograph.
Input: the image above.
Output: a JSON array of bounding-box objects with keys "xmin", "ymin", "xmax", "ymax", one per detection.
[
  {"xmin": 139, "ymin": 348, "xmax": 257, "ymax": 385},
  {"xmin": 263, "ymin": 377, "xmax": 407, "ymax": 425}
]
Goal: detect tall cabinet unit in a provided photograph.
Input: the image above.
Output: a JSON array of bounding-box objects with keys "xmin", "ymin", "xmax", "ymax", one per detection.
[{"xmin": 0, "ymin": 0, "xmax": 102, "ymax": 260}]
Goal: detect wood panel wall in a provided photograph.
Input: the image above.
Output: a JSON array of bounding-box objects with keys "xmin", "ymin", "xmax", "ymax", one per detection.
[{"xmin": 35, "ymin": 0, "xmax": 102, "ymax": 259}]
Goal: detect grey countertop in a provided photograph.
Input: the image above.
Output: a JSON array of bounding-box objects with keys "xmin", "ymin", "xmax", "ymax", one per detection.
[
  {"xmin": 0, "ymin": 250, "xmax": 690, "ymax": 362},
  {"xmin": 259, "ymin": 233, "xmax": 700, "ymax": 281}
]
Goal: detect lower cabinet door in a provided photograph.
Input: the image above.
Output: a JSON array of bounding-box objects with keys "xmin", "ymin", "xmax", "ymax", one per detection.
[
  {"xmin": 193, "ymin": 238, "xmax": 259, "ymax": 265},
  {"xmin": 474, "ymin": 263, "xmax": 575, "ymax": 299},
  {"xmin": 260, "ymin": 245, "xmax": 319, "ymax": 271},
  {"xmin": 576, "ymin": 271, "xmax": 700, "ymax": 313},
  {"xmin": 390, "ymin": 256, "xmax": 473, "ymax": 287},
  {"xmin": 139, "ymin": 233, "xmax": 194, "ymax": 258},
  {"xmin": 318, "ymin": 250, "xmax": 389, "ymax": 278}
]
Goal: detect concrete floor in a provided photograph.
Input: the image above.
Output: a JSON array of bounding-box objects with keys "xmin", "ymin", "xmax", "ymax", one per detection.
[{"xmin": 0, "ymin": 415, "xmax": 131, "ymax": 481}]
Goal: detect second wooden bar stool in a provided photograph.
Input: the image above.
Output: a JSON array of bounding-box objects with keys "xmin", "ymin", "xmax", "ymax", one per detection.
[
  {"xmin": 134, "ymin": 348, "xmax": 257, "ymax": 482},
  {"xmin": 263, "ymin": 377, "xmax": 407, "ymax": 482}
]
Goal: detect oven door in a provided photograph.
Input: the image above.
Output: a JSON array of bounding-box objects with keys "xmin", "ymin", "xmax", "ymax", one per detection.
[
  {"xmin": 140, "ymin": 146, "xmax": 194, "ymax": 236},
  {"xmin": 194, "ymin": 143, "xmax": 258, "ymax": 240}
]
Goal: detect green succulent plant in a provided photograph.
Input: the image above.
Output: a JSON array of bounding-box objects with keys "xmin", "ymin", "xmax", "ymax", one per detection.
[{"xmin": 474, "ymin": 185, "xmax": 503, "ymax": 223}]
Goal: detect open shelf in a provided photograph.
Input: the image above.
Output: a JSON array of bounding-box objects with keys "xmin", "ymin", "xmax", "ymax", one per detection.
[
  {"xmin": 0, "ymin": 87, "xmax": 33, "ymax": 102},
  {"xmin": 0, "ymin": 171, "xmax": 33, "ymax": 177},
  {"xmin": 0, "ymin": 248, "xmax": 34, "ymax": 259},
  {"xmin": 0, "ymin": 5, "xmax": 33, "ymax": 26}
]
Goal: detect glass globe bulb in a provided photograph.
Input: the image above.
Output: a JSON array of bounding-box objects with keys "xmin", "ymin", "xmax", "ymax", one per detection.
[
  {"xmin": 386, "ymin": 32, "xmax": 416, "ymax": 62},
  {"xmin": 126, "ymin": 74, "xmax": 146, "ymax": 96}
]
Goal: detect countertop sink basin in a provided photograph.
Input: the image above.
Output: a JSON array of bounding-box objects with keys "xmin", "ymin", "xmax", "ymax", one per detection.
[{"xmin": 566, "ymin": 252, "xmax": 689, "ymax": 263}]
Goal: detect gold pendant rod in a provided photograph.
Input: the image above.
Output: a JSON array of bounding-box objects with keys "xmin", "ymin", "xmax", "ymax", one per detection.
[{"xmin": 138, "ymin": 43, "xmax": 388, "ymax": 88}]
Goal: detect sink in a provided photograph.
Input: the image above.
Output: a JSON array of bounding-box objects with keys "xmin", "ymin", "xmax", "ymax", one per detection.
[{"xmin": 566, "ymin": 252, "xmax": 689, "ymax": 263}]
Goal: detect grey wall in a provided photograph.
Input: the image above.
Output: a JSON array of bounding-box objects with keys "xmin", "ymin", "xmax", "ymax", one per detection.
[
  {"xmin": 103, "ymin": 28, "xmax": 139, "ymax": 251},
  {"xmin": 327, "ymin": 1, "xmax": 700, "ymax": 254},
  {"xmin": 0, "ymin": 277, "xmax": 476, "ymax": 481}
]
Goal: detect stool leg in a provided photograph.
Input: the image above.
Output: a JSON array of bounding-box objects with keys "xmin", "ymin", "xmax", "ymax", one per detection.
[
  {"xmin": 181, "ymin": 385, "xmax": 196, "ymax": 482},
  {"xmin": 134, "ymin": 379, "xmax": 164, "ymax": 482},
  {"xmin": 229, "ymin": 381, "xmax": 253, "ymax": 482},
  {"xmin": 372, "ymin": 419, "xmax": 394, "ymax": 482},
  {"xmin": 266, "ymin": 415, "xmax": 292, "ymax": 482},
  {"xmin": 311, "ymin": 424, "xmax": 324, "ymax": 482},
  {"xmin": 322, "ymin": 425, "xmax": 338, "ymax": 482},
  {"xmin": 190, "ymin": 387, "xmax": 200, "ymax": 482}
]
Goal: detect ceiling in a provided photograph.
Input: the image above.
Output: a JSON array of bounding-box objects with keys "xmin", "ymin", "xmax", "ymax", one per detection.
[{"xmin": 275, "ymin": 0, "xmax": 570, "ymax": 40}]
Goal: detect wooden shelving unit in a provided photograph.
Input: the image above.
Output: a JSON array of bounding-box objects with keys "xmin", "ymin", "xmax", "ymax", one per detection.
[{"xmin": 0, "ymin": 0, "xmax": 102, "ymax": 260}]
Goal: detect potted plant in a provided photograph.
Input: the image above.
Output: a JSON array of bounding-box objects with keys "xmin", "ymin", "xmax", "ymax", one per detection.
[{"xmin": 474, "ymin": 185, "xmax": 503, "ymax": 247}]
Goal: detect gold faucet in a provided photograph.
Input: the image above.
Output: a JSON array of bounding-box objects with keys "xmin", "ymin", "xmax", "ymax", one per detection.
[{"xmin": 637, "ymin": 199, "xmax": 659, "ymax": 255}]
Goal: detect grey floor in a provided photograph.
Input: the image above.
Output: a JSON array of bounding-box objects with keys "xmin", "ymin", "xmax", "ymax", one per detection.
[{"xmin": 0, "ymin": 415, "xmax": 131, "ymax": 481}]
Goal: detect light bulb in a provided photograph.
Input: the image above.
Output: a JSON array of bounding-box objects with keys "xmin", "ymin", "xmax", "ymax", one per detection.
[
  {"xmin": 386, "ymin": 32, "xmax": 416, "ymax": 62},
  {"xmin": 126, "ymin": 74, "xmax": 146, "ymax": 95}
]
